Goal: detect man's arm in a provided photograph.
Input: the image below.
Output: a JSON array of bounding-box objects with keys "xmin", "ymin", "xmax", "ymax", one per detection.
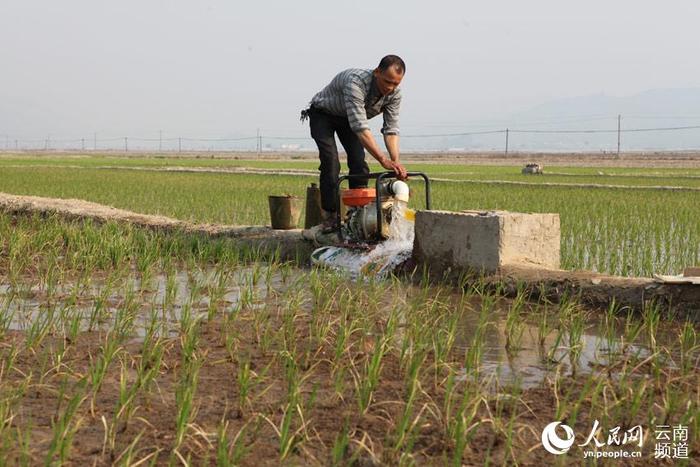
[
  {"xmin": 384, "ymin": 134, "xmax": 399, "ymax": 162},
  {"xmin": 383, "ymin": 134, "xmax": 407, "ymax": 179},
  {"xmin": 356, "ymin": 130, "xmax": 407, "ymax": 179},
  {"xmin": 379, "ymin": 92, "xmax": 407, "ymax": 178}
]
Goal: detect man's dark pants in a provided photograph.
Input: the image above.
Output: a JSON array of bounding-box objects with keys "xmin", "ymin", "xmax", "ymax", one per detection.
[{"xmin": 309, "ymin": 108, "xmax": 370, "ymax": 214}]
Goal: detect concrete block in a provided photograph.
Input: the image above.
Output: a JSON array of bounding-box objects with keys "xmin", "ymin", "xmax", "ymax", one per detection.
[{"xmin": 413, "ymin": 210, "xmax": 560, "ymax": 273}]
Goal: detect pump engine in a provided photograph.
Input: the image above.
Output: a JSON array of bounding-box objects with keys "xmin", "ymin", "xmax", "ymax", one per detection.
[{"xmin": 340, "ymin": 180, "xmax": 410, "ymax": 243}]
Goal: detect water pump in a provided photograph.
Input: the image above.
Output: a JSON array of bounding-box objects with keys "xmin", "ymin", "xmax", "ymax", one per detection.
[{"xmin": 337, "ymin": 172, "xmax": 431, "ymax": 244}]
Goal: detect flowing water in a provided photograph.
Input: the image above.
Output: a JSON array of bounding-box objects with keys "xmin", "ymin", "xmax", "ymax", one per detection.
[{"xmin": 310, "ymin": 200, "xmax": 416, "ymax": 279}]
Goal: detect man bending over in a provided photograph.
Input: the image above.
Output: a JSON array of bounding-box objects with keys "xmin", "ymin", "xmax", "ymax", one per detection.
[{"xmin": 301, "ymin": 55, "xmax": 408, "ymax": 235}]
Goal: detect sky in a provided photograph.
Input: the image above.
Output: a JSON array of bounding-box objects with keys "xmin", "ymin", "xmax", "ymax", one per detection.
[{"xmin": 1, "ymin": 0, "xmax": 699, "ymax": 147}]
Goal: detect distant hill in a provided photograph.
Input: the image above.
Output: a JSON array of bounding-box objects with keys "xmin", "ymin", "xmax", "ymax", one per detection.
[
  {"xmin": 515, "ymin": 88, "xmax": 700, "ymax": 121},
  {"xmin": 501, "ymin": 88, "xmax": 700, "ymax": 151},
  {"xmin": 402, "ymin": 88, "xmax": 700, "ymax": 152}
]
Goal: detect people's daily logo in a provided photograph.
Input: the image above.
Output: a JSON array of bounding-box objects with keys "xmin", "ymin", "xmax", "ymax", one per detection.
[
  {"xmin": 541, "ymin": 422, "xmax": 575, "ymax": 455},
  {"xmin": 541, "ymin": 420, "xmax": 689, "ymax": 460}
]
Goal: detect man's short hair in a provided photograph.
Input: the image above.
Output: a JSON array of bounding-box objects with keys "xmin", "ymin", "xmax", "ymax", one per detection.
[{"xmin": 378, "ymin": 55, "xmax": 406, "ymax": 75}]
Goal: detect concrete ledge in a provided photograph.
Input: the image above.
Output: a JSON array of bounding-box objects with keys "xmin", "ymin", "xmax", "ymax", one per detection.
[{"xmin": 413, "ymin": 210, "xmax": 560, "ymax": 273}]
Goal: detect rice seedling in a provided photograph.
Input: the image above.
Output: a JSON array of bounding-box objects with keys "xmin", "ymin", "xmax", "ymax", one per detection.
[
  {"xmin": 445, "ymin": 379, "xmax": 482, "ymax": 466},
  {"xmin": 101, "ymin": 356, "xmax": 142, "ymax": 458},
  {"xmin": 391, "ymin": 346, "xmax": 427, "ymax": 456},
  {"xmin": 491, "ymin": 385, "xmax": 523, "ymax": 465},
  {"xmin": 216, "ymin": 418, "xmax": 253, "ymax": 466},
  {"xmin": 260, "ymin": 370, "xmax": 309, "ymax": 463},
  {"xmin": 331, "ymin": 420, "xmax": 352, "ymax": 466},
  {"xmin": 622, "ymin": 307, "xmax": 645, "ymax": 355},
  {"xmin": 135, "ymin": 325, "xmax": 165, "ymax": 402},
  {"xmin": 24, "ymin": 305, "xmax": 55, "ymax": 350},
  {"xmin": 45, "ymin": 378, "xmax": 88, "ymax": 465},
  {"xmin": 536, "ymin": 300, "xmax": 553, "ymax": 350},
  {"xmin": 173, "ymin": 354, "xmax": 203, "ymax": 453},
  {"xmin": 431, "ymin": 310, "xmax": 460, "ymax": 380},
  {"xmin": 642, "ymin": 300, "xmax": 662, "ymax": 351},
  {"xmin": 112, "ymin": 430, "xmax": 161, "ymax": 466},
  {"xmin": 205, "ymin": 268, "xmax": 230, "ymax": 320},
  {"xmin": 88, "ymin": 332, "xmax": 123, "ymax": 411},
  {"xmin": 0, "ymin": 297, "xmax": 17, "ymax": 338},
  {"xmin": 236, "ymin": 356, "xmax": 254, "ymax": 414},
  {"xmin": 353, "ymin": 333, "xmax": 389, "ymax": 415},
  {"xmin": 679, "ymin": 320, "xmax": 698, "ymax": 376},
  {"xmin": 504, "ymin": 283, "xmax": 527, "ymax": 352},
  {"xmin": 463, "ymin": 292, "xmax": 493, "ymax": 376}
]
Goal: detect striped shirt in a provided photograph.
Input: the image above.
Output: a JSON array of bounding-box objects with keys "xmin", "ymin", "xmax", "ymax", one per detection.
[{"xmin": 310, "ymin": 68, "xmax": 401, "ymax": 135}]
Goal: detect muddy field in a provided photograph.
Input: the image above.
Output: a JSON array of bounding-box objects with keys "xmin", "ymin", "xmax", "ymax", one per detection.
[
  {"xmin": 0, "ymin": 211, "xmax": 698, "ymax": 465},
  {"xmin": 0, "ymin": 152, "xmax": 698, "ymax": 465}
]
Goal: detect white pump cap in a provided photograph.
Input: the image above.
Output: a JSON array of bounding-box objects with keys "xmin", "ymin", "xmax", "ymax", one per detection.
[{"xmin": 390, "ymin": 180, "xmax": 410, "ymax": 203}]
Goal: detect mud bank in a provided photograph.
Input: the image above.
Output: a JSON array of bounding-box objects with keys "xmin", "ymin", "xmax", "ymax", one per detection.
[
  {"xmin": 0, "ymin": 192, "xmax": 314, "ymax": 262},
  {"xmin": 0, "ymin": 192, "xmax": 697, "ymax": 316},
  {"xmin": 495, "ymin": 265, "xmax": 700, "ymax": 317}
]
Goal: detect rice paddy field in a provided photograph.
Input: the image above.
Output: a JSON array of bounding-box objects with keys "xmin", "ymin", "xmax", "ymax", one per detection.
[
  {"xmin": 0, "ymin": 152, "xmax": 698, "ymax": 277},
  {"xmin": 0, "ymin": 152, "xmax": 699, "ymax": 465}
]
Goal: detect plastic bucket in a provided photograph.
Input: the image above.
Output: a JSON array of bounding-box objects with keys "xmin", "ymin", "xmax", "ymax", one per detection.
[{"xmin": 268, "ymin": 195, "xmax": 301, "ymax": 229}]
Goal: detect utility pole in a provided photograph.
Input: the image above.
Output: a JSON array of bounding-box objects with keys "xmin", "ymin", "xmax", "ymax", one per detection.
[
  {"xmin": 256, "ymin": 128, "xmax": 261, "ymax": 155},
  {"xmin": 14, "ymin": 140, "xmax": 18, "ymax": 151},
  {"xmin": 124, "ymin": 137, "xmax": 128, "ymax": 152},
  {"xmin": 94, "ymin": 132, "xmax": 97, "ymax": 151},
  {"xmin": 4, "ymin": 135, "xmax": 8, "ymax": 150},
  {"xmin": 616, "ymin": 114, "xmax": 621, "ymax": 158},
  {"xmin": 178, "ymin": 137, "xmax": 182, "ymax": 153},
  {"xmin": 81, "ymin": 138, "xmax": 85, "ymax": 151},
  {"xmin": 505, "ymin": 128, "xmax": 509, "ymax": 156},
  {"xmin": 159, "ymin": 130, "xmax": 162, "ymax": 152},
  {"xmin": 46, "ymin": 135, "xmax": 51, "ymax": 151}
]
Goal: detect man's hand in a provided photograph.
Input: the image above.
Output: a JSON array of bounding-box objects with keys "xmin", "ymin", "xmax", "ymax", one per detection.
[{"xmin": 380, "ymin": 157, "xmax": 408, "ymax": 180}]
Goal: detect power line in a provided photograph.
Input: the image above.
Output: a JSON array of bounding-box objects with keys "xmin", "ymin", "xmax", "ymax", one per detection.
[
  {"xmin": 402, "ymin": 130, "xmax": 506, "ymax": 138},
  {"xmin": 508, "ymin": 125, "xmax": 700, "ymax": 135},
  {"xmin": 5, "ymin": 125, "xmax": 700, "ymax": 142},
  {"xmin": 180, "ymin": 136, "xmax": 258, "ymax": 142},
  {"xmin": 620, "ymin": 125, "xmax": 700, "ymax": 133},
  {"xmin": 2, "ymin": 120, "xmax": 700, "ymax": 151}
]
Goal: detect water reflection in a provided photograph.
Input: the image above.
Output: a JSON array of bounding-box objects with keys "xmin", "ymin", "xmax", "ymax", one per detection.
[
  {"xmin": 1, "ymin": 267, "xmax": 279, "ymax": 336},
  {"xmin": 452, "ymin": 298, "xmax": 672, "ymax": 388}
]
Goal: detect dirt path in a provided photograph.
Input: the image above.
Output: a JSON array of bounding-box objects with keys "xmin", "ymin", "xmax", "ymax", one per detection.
[
  {"xmin": 0, "ymin": 192, "xmax": 313, "ymax": 260},
  {"xmin": 406, "ymin": 152, "xmax": 700, "ymax": 168},
  {"xmin": 429, "ymin": 177, "xmax": 700, "ymax": 191},
  {"xmin": 0, "ymin": 163, "xmax": 319, "ymax": 177}
]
